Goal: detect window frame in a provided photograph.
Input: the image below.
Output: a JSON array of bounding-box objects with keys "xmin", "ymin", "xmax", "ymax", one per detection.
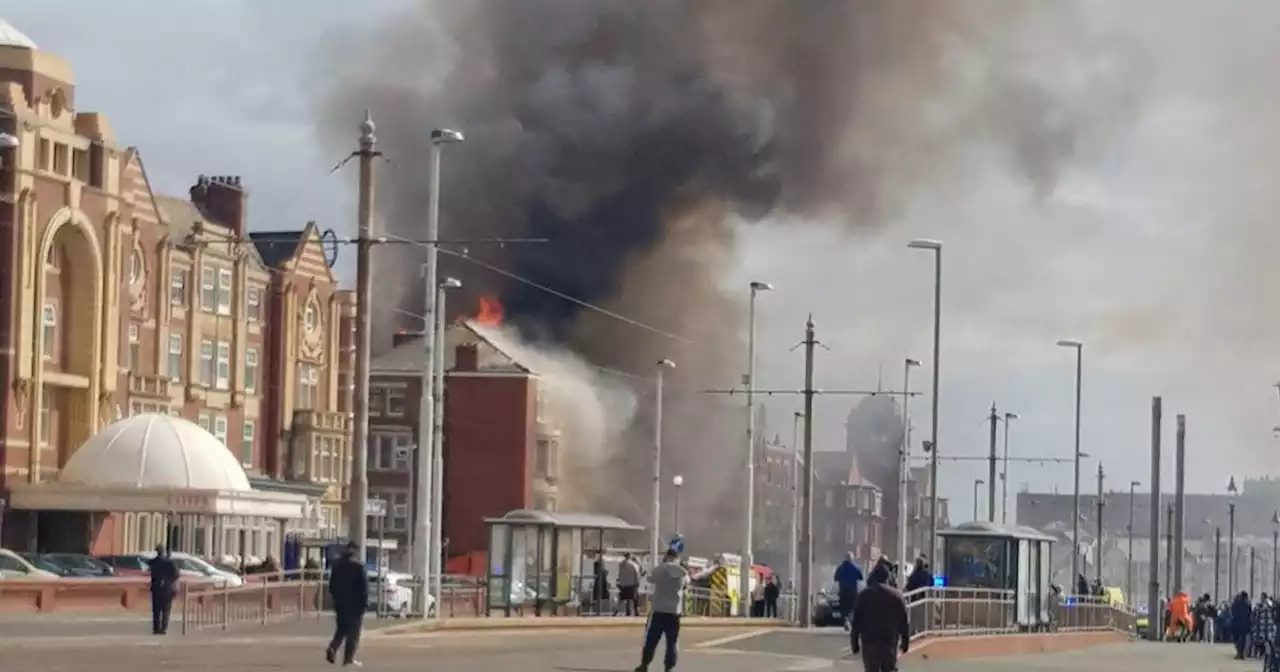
[
  {"xmin": 244, "ymin": 347, "xmax": 258, "ymax": 394},
  {"xmin": 41, "ymin": 303, "xmax": 56, "ymax": 359},
  {"xmin": 216, "ymin": 268, "xmax": 233, "ymax": 316},
  {"xmin": 169, "ymin": 266, "xmax": 187, "ymax": 306},
  {"xmin": 215, "ymin": 340, "xmax": 231, "ymax": 390},
  {"xmin": 167, "ymin": 333, "xmax": 183, "ymax": 382},
  {"xmin": 200, "ymin": 265, "xmax": 216, "ymax": 311},
  {"xmin": 199, "ymin": 339, "xmax": 215, "ymax": 387}
]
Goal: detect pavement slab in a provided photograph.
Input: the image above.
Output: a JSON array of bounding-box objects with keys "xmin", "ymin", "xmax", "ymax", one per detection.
[{"xmin": 0, "ymin": 621, "xmax": 1255, "ymax": 671}]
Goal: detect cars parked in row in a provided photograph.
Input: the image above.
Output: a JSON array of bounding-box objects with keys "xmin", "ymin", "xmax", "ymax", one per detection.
[{"xmin": 0, "ymin": 549, "xmax": 61, "ymax": 579}]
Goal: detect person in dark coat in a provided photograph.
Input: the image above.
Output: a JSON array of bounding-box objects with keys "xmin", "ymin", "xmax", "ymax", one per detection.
[
  {"xmin": 763, "ymin": 576, "xmax": 780, "ymax": 618},
  {"xmin": 326, "ymin": 542, "xmax": 369, "ymax": 666},
  {"xmin": 1075, "ymin": 573, "xmax": 1089, "ymax": 596},
  {"xmin": 148, "ymin": 544, "xmax": 180, "ymax": 635},
  {"xmin": 904, "ymin": 558, "xmax": 934, "ymax": 599},
  {"xmin": 833, "ymin": 553, "xmax": 864, "ymax": 631},
  {"xmin": 1231, "ymin": 591, "xmax": 1253, "ymax": 659},
  {"xmin": 850, "ymin": 563, "xmax": 909, "ymax": 672}
]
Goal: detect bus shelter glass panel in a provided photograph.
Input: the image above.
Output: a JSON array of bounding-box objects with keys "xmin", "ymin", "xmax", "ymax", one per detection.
[
  {"xmin": 555, "ymin": 528, "xmax": 574, "ymax": 603},
  {"xmin": 510, "ymin": 526, "xmax": 534, "ymax": 609},
  {"xmin": 945, "ymin": 537, "xmax": 1009, "ymax": 589},
  {"xmin": 488, "ymin": 524, "xmax": 511, "ymax": 611}
]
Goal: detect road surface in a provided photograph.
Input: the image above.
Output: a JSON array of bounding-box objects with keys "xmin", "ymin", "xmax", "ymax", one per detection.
[{"xmin": 0, "ymin": 620, "xmax": 1255, "ymax": 671}]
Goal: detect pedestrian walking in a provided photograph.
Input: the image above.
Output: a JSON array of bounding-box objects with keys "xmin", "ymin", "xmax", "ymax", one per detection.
[
  {"xmin": 850, "ymin": 563, "xmax": 909, "ymax": 672},
  {"xmin": 834, "ymin": 552, "xmax": 864, "ymax": 631},
  {"xmin": 1231, "ymin": 591, "xmax": 1253, "ymax": 660},
  {"xmin": 634, "ymin": 548, "xmax": 689, "ymax": 672},
  {"xmin": 148, "ymin": 544, "xmax": 179, "ymax": 635},
  {"xmin": 326, "ymin": 542, "xmax": 369, "ymax": 667},
  {"xmin": 763, "ymin": 576, "xmax": 780, "ymax": 618},
  {"xmin": 616, "ymin": 552, "xmax": 642, "ymax": 616}
]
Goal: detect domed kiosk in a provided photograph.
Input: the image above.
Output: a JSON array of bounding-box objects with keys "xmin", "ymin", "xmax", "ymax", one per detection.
[{"xmin": 5, "ymin": 414, "xmax": 307, "ymax": 556}]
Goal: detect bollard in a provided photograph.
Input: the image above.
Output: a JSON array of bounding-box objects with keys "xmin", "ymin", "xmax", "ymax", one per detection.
[
  {"xmin": 222, "ymin": 582, "xmax": 230, "ymax": 630},
  {"xmin": 261, "ymin": 578, "xmax": 269, "ymax": 624}
]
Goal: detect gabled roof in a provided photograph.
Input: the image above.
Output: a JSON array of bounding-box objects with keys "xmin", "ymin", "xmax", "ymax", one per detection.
[
  {"xmin": 371, "ymin": 321, "xmax": 532, "ymax": 375},
  {"xmin": 151, "ymin": 188, "xmax": 266, "ymax": 269},
  {"xmin": 248, "ymin": 223, "xmax": 336, "ymax": 284}
]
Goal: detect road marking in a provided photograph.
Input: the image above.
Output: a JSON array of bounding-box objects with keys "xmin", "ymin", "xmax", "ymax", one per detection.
[{"xmin": 693, "ymin": 628, "xmax": 777, "ymax": 648}]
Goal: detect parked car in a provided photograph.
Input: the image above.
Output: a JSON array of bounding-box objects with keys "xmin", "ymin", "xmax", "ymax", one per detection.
[
  {"xmin": 96, "ymin": 554, "xmax": 209, "ymax": 582},
  {"xmin": 367, "ymin": 570, "xmax": 433, "ymax": 617},
  {"xmin": 29, "ymin": 553, "xmax": 115, "ymax": 578},
  {"xmin": 141, "ymin": 551, "xmax": 244, "ymax": 588},
  {"xmin": 811, "ymin": 587, "xmax": 846, "ymax": 627},
  {"xmin": 96, "ymin": 554, "xmax": 154, "ymax": 577},
  {"xmin": 0, "ymin": 549, "xmax": 60, "ymax": 579}
]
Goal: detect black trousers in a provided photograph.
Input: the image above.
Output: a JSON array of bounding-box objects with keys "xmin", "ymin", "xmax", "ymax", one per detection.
[
  {"xmin": 838, "ymin": 590, "xmax": 857, "ymax": 626},
  {"xmin": 639, "ymin": 612, "xmax": 681, "ymax": 670},
  {"xmin": 1235, "ymin": 630, "xmax": 1249, "ymax": 658},
  {"xmin": 859, "ymin": 641, "xmax": 898, "ymax": 672},
  {"xmin": 150, "ymin": 591, "xmax": 173, "ymax": 634},
  {"xmin": 763, "ymin": 598, "xmax": 778, "ymax": 618},
  {"xmin": 328, "ymin": 612, "xmax": 364, "ymax": 663}
]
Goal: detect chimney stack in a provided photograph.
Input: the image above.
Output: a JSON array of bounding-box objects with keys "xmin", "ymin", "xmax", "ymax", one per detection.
[
  {"xmin": 455, "ymin": 344, "xmax": 478, "ymax": 372},
  {"xmin": 189, "ymin": 174, "xmax": 247, "ymax": 237}
]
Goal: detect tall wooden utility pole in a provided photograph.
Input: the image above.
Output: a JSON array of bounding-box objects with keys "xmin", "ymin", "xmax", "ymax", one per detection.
[{"xmin": 349, "ymin": 111, "xmax": 379, "ymax": 557}]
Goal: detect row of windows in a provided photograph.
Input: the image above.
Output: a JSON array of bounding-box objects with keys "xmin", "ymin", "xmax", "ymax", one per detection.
[
  {"xmin": 195, "ymin": 412, "xmax": 255, "ymax": 466},
  {"xmin": 369, "ymin": 386, "xmax": 408, "ymax": 418},
  {"xmin": 821, "ymin": 488, "xmax": 884, "ymax": 515},
  {"xmin": 369, "ymin": 433, "xmax": 413, "ymax": 472},
  {"xmin": 168, "ymin": 264, "xmax": 263, "ymax": 322},
  {"xmin": 367, "ymin": 491, "xmax": 410, "ymax": 532}
]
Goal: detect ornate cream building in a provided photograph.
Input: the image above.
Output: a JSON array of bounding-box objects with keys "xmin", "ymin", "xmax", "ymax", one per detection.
[{"xmin": 0, "ymin": 19, "xmax": 353, "ymax": 560}]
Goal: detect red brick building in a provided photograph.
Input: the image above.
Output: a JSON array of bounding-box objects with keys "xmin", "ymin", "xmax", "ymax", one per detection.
[
  {"xmin": 0, "ymin": 22, "xmax": 349, "ymax": 560},
  {"xmin": 368, "ymin": 321, "xmax": 557, "ymax": 569}
]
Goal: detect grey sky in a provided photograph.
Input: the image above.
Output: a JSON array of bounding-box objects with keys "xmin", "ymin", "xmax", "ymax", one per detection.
[{"xmin": 10, "ymin": 2, "xmax": 1280, "ymax": 521}]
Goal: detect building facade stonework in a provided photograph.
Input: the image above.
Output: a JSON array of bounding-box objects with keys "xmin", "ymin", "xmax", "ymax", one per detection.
[{"xmin": 0, "ymin": 23, "xmax": 347, "ymax": 559}]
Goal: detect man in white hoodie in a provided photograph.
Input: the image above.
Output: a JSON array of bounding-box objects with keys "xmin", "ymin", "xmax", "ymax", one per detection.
[{"xmin": 634, "ymin": 549, "xmax": 689, "ymax": 672}]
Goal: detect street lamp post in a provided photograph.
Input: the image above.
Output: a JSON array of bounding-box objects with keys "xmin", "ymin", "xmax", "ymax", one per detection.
[
  {"xmin": 908, "ymin": 239, "xmax": 943, "ymax": 561},
  {"xmin": 1126, "ymin": 480, "xmax": 1140, "ymax": 603},
  {"xmin": 790, "ymin": 411, "xmax": 804, "ymax": 590},
  {"xmin": 742, "ymin": 280, "xmax": 772, "ymax": 615},
  {"xmin": 413, "ymin": 127, "xmax": 463, "ymax": 607},
  {"xmin": 900, "ymin": 358, "xmax": 920, "ymax": 583},
  {"xmin": 1000, "ymin": 412, "xmax": 1018, "ymax": 525},
  {"xmin": 651, "ymin": 359, "xmax": 676, "ymax": 565},
  {"xmin": 1272, "ymin": 511, "xmax": 1279, "ymax": 596},
  {"xmin": 1228, "ymin": 476, "xmax": 1238, "ymax": 596},
  {"xmin": 1056, "ymin": 338, "xmax": 1084, "ymax": 587},
  {"xmin": 973, "ymin": 479, "xmax": 985, "ymax": 521},
  {"xmin": 673, "ymin": 475, "xmax": 684, "ymax": 535},
  {"xmin": 429, "ymin": 276, "xmax": 461, "ymax": 613}
]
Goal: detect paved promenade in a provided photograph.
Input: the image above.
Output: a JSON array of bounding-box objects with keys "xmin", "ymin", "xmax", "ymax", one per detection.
[{"xmin": 0, "ymin": 619, "xmax": 1256, "ymax": 671}]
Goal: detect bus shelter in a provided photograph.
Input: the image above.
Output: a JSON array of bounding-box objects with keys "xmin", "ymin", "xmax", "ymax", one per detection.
[
  {"xmin": 484, "ymin": 509, "xmax": 644, "ymax": 617},
  {"xmin": 939, "ymin": 521, "xmax": 1055, "ymax": 630}
]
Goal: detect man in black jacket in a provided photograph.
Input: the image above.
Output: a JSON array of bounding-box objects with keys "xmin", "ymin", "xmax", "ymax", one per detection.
[
  {"xmin": 148, "ymin": 545, "xmax": 180, "ymax": 635},
  {"xmin": 326, "ymin": 542, "xmax": 369, "ymax": 666},
  {"xmin": 851, "ymin": 564, "xmax": 910, "ymax": 672}
]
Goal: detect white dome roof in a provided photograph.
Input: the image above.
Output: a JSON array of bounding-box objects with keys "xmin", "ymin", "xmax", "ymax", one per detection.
[
  {"xmin": 60, "ymin": 413, "xmax": 251, "ymax": 492},
  {"xmin": 0, "ymin": 20, "xmax": 37, "ymax": 50}
]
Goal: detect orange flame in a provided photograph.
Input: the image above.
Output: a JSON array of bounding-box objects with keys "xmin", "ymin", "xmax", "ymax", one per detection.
[{"xmin": 474, "ymin": 295, "xmax": 504, "ymax": 327}]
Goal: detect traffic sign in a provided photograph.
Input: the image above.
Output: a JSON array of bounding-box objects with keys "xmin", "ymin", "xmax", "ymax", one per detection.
[
  {"xmin": 669, "ymin": 536, "xmax": 685, "ymax": 554},
  {"xmin": 367, "ymin": 498, "xmax": 387, "ymax": 518}
]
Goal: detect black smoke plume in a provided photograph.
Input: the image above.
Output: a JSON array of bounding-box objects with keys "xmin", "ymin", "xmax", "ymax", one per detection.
[{"xmin": 313, "ymin": 0, "xmax": 1143, "ymax": 550}]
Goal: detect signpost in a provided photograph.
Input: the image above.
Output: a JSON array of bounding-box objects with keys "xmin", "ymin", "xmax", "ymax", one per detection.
[{"xmin": 368, "ymin": 497, "xmax": 387, "ymax": 616}]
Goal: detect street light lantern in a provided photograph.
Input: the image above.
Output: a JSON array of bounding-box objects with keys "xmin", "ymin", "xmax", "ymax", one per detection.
[
  {"xmin": 439, "ymin": 277, "xmax": 462, "ymax": 290},
  {"xmin": 907, "ymin": 238, "xmax": 943, "ymax": 250},
  {"xmin": 673, "ymin": 475, "xmax": 684, "ymax": 487},
  {"xmin": 431, "ymin": 128, "xmax": 465, "ymax": 145},
  {"xmin": 657, "ymin": 358, "xmax": 676, "ymax": 369},
  {"xmin": 1056, "ymin": 338, "xmax": 1083, "ymax": 349},
  {"xmin": 1228, "ymin": 475, "xmax": 1239, "ymax": 497},
  {"xmin": 750, "ymin": 280, "xmax": 774, "ymax": 292},
  {"xmin": 906, "ymin": 358, "xmax": 921, "ymax": 368},
  {"xmin": 0, "ymin": 133, "xmax": 18, "ymax": 149}
]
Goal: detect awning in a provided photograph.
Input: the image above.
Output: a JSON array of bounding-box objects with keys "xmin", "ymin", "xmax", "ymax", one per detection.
[{"xmin": 5, "ymin": 481, "xmax": 308, "ymax": 519}]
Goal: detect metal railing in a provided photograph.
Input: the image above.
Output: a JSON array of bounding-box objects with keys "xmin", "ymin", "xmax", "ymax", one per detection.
[
  {"xmin": 179, "ymin": 569, "xmax": 326, "ymax": 634},
  {"xmin": 897, "ymin": 588, "xmax": 1136, "ymax": 642}
]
